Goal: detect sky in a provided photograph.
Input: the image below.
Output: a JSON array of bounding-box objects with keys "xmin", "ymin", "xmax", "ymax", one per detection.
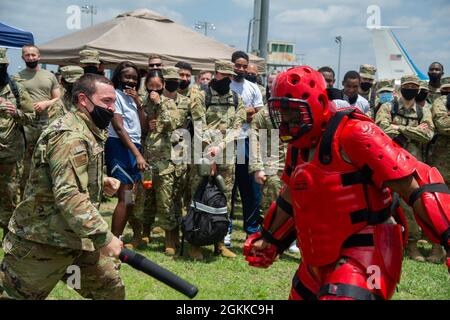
[{"xmin": 1, "ymin": 0, "xmax": 449, "ymax": 83}]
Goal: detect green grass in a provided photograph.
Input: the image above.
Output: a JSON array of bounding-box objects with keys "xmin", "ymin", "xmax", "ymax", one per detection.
[{"xmin": 3, "ymin": 199, "xmax": 449, "ymax": 300}]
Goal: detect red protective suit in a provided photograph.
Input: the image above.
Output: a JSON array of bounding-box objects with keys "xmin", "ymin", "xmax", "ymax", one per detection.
[{"xmin": 244, "ymin": 66, "xmax": 450, "ymax": 300}]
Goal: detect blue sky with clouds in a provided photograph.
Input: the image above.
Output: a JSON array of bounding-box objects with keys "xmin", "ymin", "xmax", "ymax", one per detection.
[{"xmin": 1, "ymin": 0, "xmax": 449, "ymax": 80}]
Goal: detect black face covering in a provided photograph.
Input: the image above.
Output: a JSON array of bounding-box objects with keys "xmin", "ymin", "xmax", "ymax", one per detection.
[
  {"xmin": 86, "ymin": 96, "xmax": 114, "ymax": 129},
  {"xmin": 25, "ymin": 60, "xmax": 39, "ymax": 69},
  {"xmin": 415, "ymin": 90, "xmax": 428, "ymax": 103},
  {"xmin": 165, "ymin": 80, "xmax": 179, "ymax": 92},
  {"xmin": 360, "ymin": 82, "xmax": 373, "ymax": 92},
  {"xmin": 401, "ymin": 88, "xmax": 419, "ymax": 101},
  {"xmin": 179, "ymin": 80, "xmax": 190, "ymax": 90},
  {"xmin": 234, "ymin": 72, "xmax": 245, "ymax": 82},
  {"xmin": 0, "ymin": 65, "xmax": 8, "ymax": 87},
  {"xmin": 210, "ymin": 78, "xmax": 231, "ymax": 96},
  {"xmin": 84, "ymin": 66, "xmax": 99, "ymax": 74},
  {"xmin": 428, "ymin": 73, "xmax": 441, "ymax": 84},
  {"xmin": 245, "ymin": 74, "xmax": 257, "ymax": 83},
  {"xmin": 147, "ymin": 88, "xmax": 164, "ymax": 96},
  {"xmin": 446, "ymin": 93, "xmax": 450, "ymax": 110}
]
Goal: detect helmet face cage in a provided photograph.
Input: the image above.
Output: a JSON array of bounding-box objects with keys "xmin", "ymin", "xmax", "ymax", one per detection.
[{"xmin": 268, "ymin": 97, "xmax": 314, "ymax": 142}]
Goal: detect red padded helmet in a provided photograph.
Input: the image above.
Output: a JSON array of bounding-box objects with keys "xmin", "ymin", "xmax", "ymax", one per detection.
[{"xmin": 269, "ymin": 66, "xmax": 331, "ymax": 149}]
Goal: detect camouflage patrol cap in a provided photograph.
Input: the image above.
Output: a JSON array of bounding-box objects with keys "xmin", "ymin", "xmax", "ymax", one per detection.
[
  {"xmin": 79, "ymin": 49, "xmax": 100, "ymax": 65},
  {"xmin": 401, "ymin": 74, "xmax": 420, "ymax": 86},
  {"xmin": 0, "ymin": 48, "xmax": 8, "ymax": 64},
  {"xmin": 419, "ymin": 80, "xmax": 429, "ymax": 91},
  {"xmin": 60, "ymin": 65, "xmax": 84, "ymax": 83},
  {"xmin": 440, "ymin": 76, "xmax": 450, "ymax": 90},
  {"xmin": 162, "ymin": 66, "xmax": 181, "ymax": 80},
  {"xmin": 359, "ymin": 64, "xmax": 377, "ymax": 80},
  {"xmin": 376, "ymin": 79, "xmax": 395, "ymax": 93},
  {"xmin": 215, "ymin": 60, "xmax": 237, "ymax": 76}
]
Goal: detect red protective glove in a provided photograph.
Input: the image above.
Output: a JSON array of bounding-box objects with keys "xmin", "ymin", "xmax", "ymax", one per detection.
[{"xmin": 243, "ymin": 232, "xmax": 278, "ymax": 268}]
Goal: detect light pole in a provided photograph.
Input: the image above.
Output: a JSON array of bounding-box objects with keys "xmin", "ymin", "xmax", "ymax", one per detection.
[
  {"xmin": 82, "ymin": 4, "xmax": 97, "ymax": 27},
  {"xmin": 335, "ymin": 36, "xmax": 342, "ymax": 89},
  {"xmin": 195, "ymin": 21, "xmax": 216, "ymax": 36}
]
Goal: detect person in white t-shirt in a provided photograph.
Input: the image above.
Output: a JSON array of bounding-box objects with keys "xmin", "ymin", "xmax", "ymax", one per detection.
[
  {"xmin": 105, "ymin": 61, "xmax": 148, "ymax": 241},
  {"xmin": 228, "ymin": 51, "xmax": 264, "ymax": 246},
  {"xmin": 341, "ymin": 70, "xmax": 370, "ymax": 115}
]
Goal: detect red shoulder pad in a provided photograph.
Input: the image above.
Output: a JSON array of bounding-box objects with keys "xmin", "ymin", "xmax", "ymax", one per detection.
[{"xmin": 340, "ymin": 119, "xmax": 418, "ymax": 188}]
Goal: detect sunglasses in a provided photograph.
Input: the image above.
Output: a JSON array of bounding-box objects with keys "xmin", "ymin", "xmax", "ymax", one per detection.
[{"xmin": 149, "ymin": 63, "xmax": 162, "ymax": 68}]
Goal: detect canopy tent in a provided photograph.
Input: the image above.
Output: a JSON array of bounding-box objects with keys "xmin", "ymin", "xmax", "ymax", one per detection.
[
  {"xmin": 39, "ymin": 9, "xmax": 265, "ymax": 72},
  {"xmin": 0, "ymin": 22, "xmax": 34, "ymax": 48}
]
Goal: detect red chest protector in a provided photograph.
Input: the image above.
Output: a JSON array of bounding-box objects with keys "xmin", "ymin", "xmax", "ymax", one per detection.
[{"xmin": 289, "ymin": 109, "xmax": 394, "ymax": 267}]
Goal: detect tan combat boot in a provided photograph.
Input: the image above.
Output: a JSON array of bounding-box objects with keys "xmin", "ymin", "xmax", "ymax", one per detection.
[
  {"xmin": 124, "ymin": 237, "xmax": 148, "ymax": 250},
  {"xmin": 406, "ymin": 240, "xmax": 425, "ymax": 262},
  {"xmin": 189, "ymin": 245, "xmax": 204, "ymax": 261},
  {"xmin": 214, "ymin": 241, "xmax": 236, "ymax": 258},
  {"xmin": 427, "ymin": 243, "xmax": 445, "ymax": 264},
  {"xmin": 164, "ymin": 229, "xmax": 179, "ymax": 256}
]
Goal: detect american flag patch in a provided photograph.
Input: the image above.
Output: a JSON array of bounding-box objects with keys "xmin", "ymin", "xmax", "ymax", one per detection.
[{"xmin": 390, "ymin": 54, "xmax": 402, "ymax": 61}]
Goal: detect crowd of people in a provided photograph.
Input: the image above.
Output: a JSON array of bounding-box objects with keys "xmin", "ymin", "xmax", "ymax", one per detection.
[{"xmin": 0, "ymin": 43, "xmax": 448, "ymax": 299}]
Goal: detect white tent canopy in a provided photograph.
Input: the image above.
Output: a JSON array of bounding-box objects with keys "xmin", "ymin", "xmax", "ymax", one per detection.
[{"xmin": 39, "ymin": 9, "xmax": 265, "ymax": 72}]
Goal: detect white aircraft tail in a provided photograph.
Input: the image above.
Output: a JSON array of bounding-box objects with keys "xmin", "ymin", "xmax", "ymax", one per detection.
[{"xmin": 370, "ymin": 27, "xmax": 428, "ymax": 80}]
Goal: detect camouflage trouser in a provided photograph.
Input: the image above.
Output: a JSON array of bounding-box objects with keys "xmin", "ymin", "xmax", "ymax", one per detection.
[
  {"xmin": 191, "ymin": 164, "xmax": 235, "ymax": 214},
  {"xmin": 173, "ymin": 165, "xmax": 188, "ymax": 219},
  {"xmin": 0, "ymin": 161, "xmax": 20, "ymax": 230},
  {"xmin": 401, "ymin": 199, "xmax": 421, "ymax": 241},
  {"xmin": 0, "ymin": 233, "xmax": 125, "ymax": 300},
  {"xmin": 137, "ymin": 171, "xmax": 178, "ymax": 231},
  {"xmin": 260, "ymin": 173, "xmax": 283, "ymax": 215}
]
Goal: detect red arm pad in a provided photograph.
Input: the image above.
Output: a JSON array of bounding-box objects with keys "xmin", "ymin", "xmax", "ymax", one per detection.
[
  {"xmin": 409, "ymin": 162, "xmax": 450, "ymax": 250},
  {"xmin": 340, "ymin": 119, "xmax": 417, "ymax": 189}
]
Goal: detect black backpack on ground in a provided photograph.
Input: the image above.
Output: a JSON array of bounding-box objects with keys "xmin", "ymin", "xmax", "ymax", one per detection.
[{"xmin": 180, "ymin": 176, "xmax": 229, "ymax": 252}]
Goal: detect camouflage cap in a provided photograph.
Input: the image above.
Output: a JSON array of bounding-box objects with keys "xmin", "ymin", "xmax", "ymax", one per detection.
[
  {"xmin": 359, "ymin": 64, "xmax": 377, "ymax": 80},
  {"xmin": 440, "ymin": 76, "xmax": 450, "ymax": 90},
  {"xmin": 376, "ymin": 79, "xmax": 395, "ymax": 93},
  {"xmin": 419, "ymin": 80, "xmax": 429, "ymax": 91},
  {"xmin": 0, "ymin": 48, "xmax": 8, "ymax": 64},
  {"xmin": 79, "ymin": 49, "xmax": 100, "ymax": 65},
  {"xmin": 162, "ymin": 66, "xmax": 181, "ymax": 80},
  {"xmin": 60, "ymin": 65, "xmax": 84, "ymax": 83},
  {"xmin": 401, "ymin": 74, "xmax": 420, "ymax": 86},
  {"xmin": 215, "ymin": 60, "xmax": 237, "ymax": 76}
]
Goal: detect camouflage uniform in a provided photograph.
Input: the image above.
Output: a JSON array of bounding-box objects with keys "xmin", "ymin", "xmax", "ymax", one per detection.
[
  {"xmin": 248, "ymin": 105, "xmax": 286, "ymax": 214},
  {"xmin": 138, "ymin": 90, "xmax": 182, "ymax": 232},
  {"xmin": 0, "ymin": 111, "xmax": 124, "ymax": 300},
  {"xmin": 417, "ymin": 80, "xmax": 433, "ymax": 164},
  {"xmin": 177, "ymin": 81, "xmax": 207, "ymax": 217},
  {"xmin": 359, "ymin": 64, "xmax": 377, "ymax": 118},
  {"xmin": 190, "ymin": 61, "xmax": 247, "ymax": 216},
  {"xmin": 376, "ymin": 75, "xmax": 435, "ymax": 242},
  {"xmin": 0, "ymin": 49, "xmax": 35, "ymax": 230},
  {"xmin": 430, "ymin": 77, "xmax": 450, "ymax": 185}
]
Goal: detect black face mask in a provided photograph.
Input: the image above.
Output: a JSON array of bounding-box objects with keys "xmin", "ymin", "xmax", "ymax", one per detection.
[
  {"xmin": 179, "ymin": 80, "xmax": 190, "ymax": 90},
  {"xmin": 245, "ymin": 74, "xmax": 257, "ymax": 83},
  {"xmin": 428, "ymin": 73, "xmax": 441, "ymax": 83},
  {"xmin": 0, "ymin": 65, "xmax": 8, "ymax": 87},
  {"xmin": 25, "ymin": 60, "xmax": 39, "ymax": 69},
  {"xmin": 446, "ymin": 94, "xmax": 450, "ymax": 110},
  {"xmin": 234, "ymin": 72, "xmax": 245, "ymax": 82},
  {"xmin": 210, "ymin": 78, "xmax": 231, "ymax": 95},
  {"xmin": 86, "ymin": 96, "xmax": 114, "ymax": 129},
  {"xmin": 147, "ymin": 88, "xmax": 164, "ymax": 96},
  {"xmin": 415, "ymin": 90, "xmax": 428, "ymax": 103},
  {"xmin": 401, "ymin": 88, "xmax": 419, "ymax": 101},
  {"xmin": 165, "ymin": 80, "xmax": 179, "ymax": 92},
  {"xmin": 84, "ymin": 66, "xmax": 99, "ymax": 74},
  {"xmin": 360, "ymin": 82, "xmax": 373, "ymax": 92}
]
